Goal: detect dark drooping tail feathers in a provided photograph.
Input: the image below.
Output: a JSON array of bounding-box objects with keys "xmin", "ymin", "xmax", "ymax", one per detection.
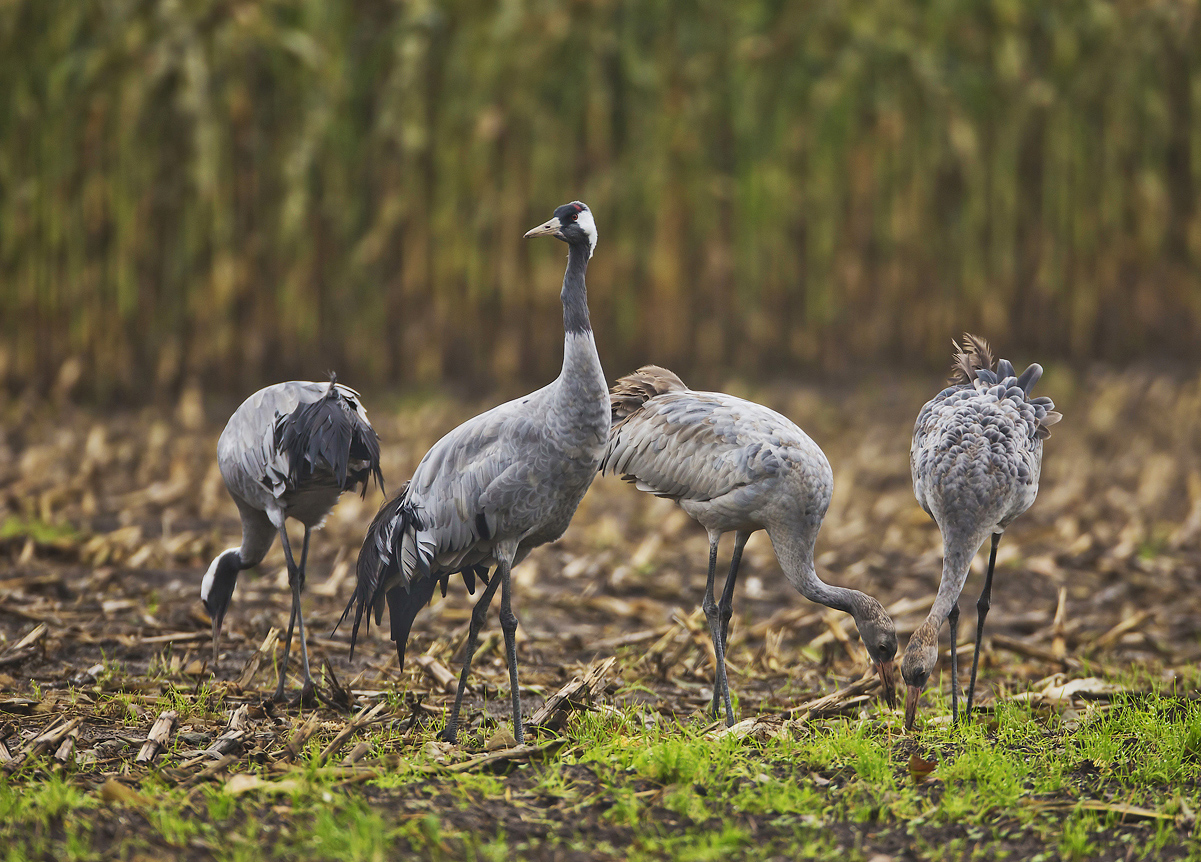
[
  {"xmin": 948, "ymin": 334, "xmax": 1063, "ymax": 439},
  {"xmin": 340, "ymin": 480, "xmax": 440, "ymax": 659},
  {"xmin": 610, "ymin": 365, "xmax": 687, "ymax": 425},
  {"xmin": 384, "ymin": 564, "xmax": 490, "ymax": 672},
  {"xmin": 340, "ymin": 490, "xmax": 405, "ymax": 660},
  {"xmin": 275, "ymin": 373, "xmax": 385, "ymax": 497},
  {"xmin": 387, "ymin": 579, "xmax": 437, "ymax": 672},
  {"xmin": 339, "ymin": 482, "xmax": 494, "ymax": 663}
]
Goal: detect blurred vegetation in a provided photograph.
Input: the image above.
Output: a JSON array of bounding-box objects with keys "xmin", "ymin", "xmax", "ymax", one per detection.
[{"xmin": 0, "ymin": 0, "xmax": 1198, "ymax": 398}]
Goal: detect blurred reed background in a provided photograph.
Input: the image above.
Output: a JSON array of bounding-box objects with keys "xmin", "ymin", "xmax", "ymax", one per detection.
[{"xmin": 1, "ymin": 0, "xmax": 1198, "ymax": 399}]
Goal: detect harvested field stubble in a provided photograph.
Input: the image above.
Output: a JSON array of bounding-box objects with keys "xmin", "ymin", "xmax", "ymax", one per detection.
[{"xmin": 2, "ymin": 368, "xmax": 1201, "ymax": 859}]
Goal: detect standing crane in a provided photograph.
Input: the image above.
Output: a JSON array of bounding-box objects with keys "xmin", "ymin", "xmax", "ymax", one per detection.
[
  {"xmin": 601, "ymin": 366, "xmax": 898, "ymax": 726},
  {"xmin": 201, "ymin": 375, "xmax": 383, "ymax": 702},
  {"xmin": 346, "ymin": 202, "xmax": 609, "ymax": 745},
  {"xmin": 902, "ymin": 334, "xmax": 1060, "ymax": 729}
]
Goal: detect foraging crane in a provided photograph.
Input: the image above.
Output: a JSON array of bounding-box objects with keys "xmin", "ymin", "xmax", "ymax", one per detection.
[
  {"xmin": 346, "ymin": 202, "xmax": 609, "ymax": 745},
  {"xmin": 201, "ymin": 375, "xmax": 383, "ymax": 702},
  {"xmin": 601, "ymin": 366, "xmax": 898, "ymax": 726},
  {"xmin": 902, "ymin": 334, "xmax": 1060, "ymax": 729}
]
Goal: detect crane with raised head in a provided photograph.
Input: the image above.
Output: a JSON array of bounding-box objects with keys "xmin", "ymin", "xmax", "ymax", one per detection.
[
  {"xmin": 346, "ymin": 202, "xmax": 609, "ymax": 745},
  {"xmin": 902, "ymin": 334, "xmax": 1061, "ymax": 729},
  {"xmin": 202, "ymin": 374, "xmax": 383, "ymax": 702},
  {"xmin": 601, "ymin": 366, "xmax": 898, "ymax": 726}
]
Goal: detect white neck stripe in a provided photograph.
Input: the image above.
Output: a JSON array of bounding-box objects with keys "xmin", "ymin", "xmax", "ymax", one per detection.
[{"xmin": 576, "ymin": 209, "xmax": 598, "ymax": 258}]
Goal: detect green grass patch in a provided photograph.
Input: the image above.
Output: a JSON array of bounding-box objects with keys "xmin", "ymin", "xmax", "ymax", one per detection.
[
  {"xmin": 0, "ymin": 515, "xmax": 80, "ymax": 545},
  {"xmin": 4, "ymin": 692, "xmax": 1201, "ymax": 860}
]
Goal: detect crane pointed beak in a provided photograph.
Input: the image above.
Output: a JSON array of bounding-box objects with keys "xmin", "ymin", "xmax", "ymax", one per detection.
[
  {"xmin": 524, "ymin": 217, "xmax": 562, "ymax": 238},
  {"xmin": 205, "ymin": 596, "xmax": 229, "ymax": 666},
  {"xmin": 210, "ymin": 611, "xmax": 224, "ymax": 665},
  {"xmin": 875, "ymin": 660, "xmax": 897, "ymax": 709},
  {"xmin": 904, "ymin": 684, "xmax": 922, "ymax": 730}
]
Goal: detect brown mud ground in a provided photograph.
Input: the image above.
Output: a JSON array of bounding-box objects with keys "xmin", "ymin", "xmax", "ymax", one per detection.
[{"xmin": 2, "ymin": 368, "xmax": 1201, "ymax": 859}]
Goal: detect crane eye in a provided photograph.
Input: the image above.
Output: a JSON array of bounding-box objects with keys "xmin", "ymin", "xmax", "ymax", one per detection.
[{"xmin": 572, "ymin": 213, "xmax": 579, "ymax": 221}]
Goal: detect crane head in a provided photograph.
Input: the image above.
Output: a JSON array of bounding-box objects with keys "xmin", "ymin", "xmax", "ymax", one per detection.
[
  {"xmin": 863, "ymin": 623, "xmax": 899, "ymax": 710},
  {"xmin": 900, "ymin": 624, "xmax": 939, "ymax": 730},
  {"xmin": 201, "ymin": 548, "xmax": 241, "ymax": 663},
  {"xmin": 850, "ymin": 594, "xmax": 899, "ymax": 710},
  {"xmin": 524, "ymin": 201, "xmax": 598, "ymax": 259}
]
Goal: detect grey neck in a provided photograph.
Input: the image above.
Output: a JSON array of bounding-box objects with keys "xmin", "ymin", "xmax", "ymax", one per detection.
[
  {"xmin": 767, "ymin": 518, "xmax": 861, "ymax": 618},
  {"xmin": 562, "ymin": 243, "xmax": 591, "ymax": 335},
  {"xmin": 237, "ymin": 510, "xmax": 277, "ymax": 569},
  {"xmin": 926, "ymin": 531, "xmax": 984, "ymax": 626}
]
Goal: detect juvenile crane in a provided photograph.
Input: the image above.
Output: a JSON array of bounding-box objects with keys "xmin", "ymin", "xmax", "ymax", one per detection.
[
  {"xmin": 201, "ymin": 376, "xmax": 383, "ymax": 702},
  {"xmin": 601, "ymin": 367, "xmax": 898, "ymax": 726},
  {"xmin": 347, "ymin": 202, "xmax": 609, "ymax": 744},
  {"xmin": 903, "ymin": 334, "xmax": 1061, "ymax": 729}
]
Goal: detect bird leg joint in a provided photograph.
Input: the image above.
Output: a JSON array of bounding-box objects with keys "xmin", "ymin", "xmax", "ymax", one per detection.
[{"xmin": 470, "ymin": 601, "xmax": 491, "ymax": 628}]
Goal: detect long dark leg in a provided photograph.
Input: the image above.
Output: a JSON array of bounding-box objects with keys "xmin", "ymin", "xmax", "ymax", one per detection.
[
  {"xmin": 966, "ymin": 533, "xmax": 1000, "ymax": 718},
  {"xmin": 277, "ymin": 600, "xmax": 298, "ymax": 698},
  {"xmin": 497, "ymin": 557, "xmax": 525, "ymax": 745},
  {"xmin": 718, "ymin": 531, "xmax": 750, "ymax": 653},
  {"xmin": 948, "ymin": 604, "xmax": 960, "ymax": 724},
  {"xmin": 709, "ymin": 531, "xmax": 749, "ymax": 718},
  {"xmin": 273, "ymin": 524, "xmax": 303, "ymax": 702},
  {"xmin": 440, "ymin": 574, "xmax": 502, "ymax": 744},
  {"xmin": 701, "ymin": 535, "xmax": 736, "ymax": 726},
  {"xmin": 293, "ymin": 528, "xmax": 314, "ymax": 698}
]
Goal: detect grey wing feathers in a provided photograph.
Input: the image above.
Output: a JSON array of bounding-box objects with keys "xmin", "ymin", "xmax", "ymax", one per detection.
[
  {"xmin": 219, "ymin": 379, "xmax": 383, "ymax": 503},
  {"xmin": 406, "ymin": 400, "xmax": 548, "ymax": 559},
  {"xmin": 1015, "ymin": 363, "xmax": 1042, "ymax": 395},
  {"xmin": 346, "ymin": 395, "xmax": 554, "ymax": 657},
  {"xmin": 602, "ymin": 390, "xmax": 793, "ymax": 504},
  {"xmin": 1011, "ymin": 363, "xmax": 1062, "ymax": 438},
  {"xmin": 913, "ymin": 337, "xmax": 1062, "ymax": 528},
  {"xmin": 219, "ymin": 381, "xmax": 324, "ymax": 502}
]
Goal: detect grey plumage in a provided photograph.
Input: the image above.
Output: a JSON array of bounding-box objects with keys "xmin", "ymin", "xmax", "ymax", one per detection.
[
  {"xmin": 347, "ymin": 201, "xmax": 609, "ymax": 745},
  {"xmin": 601, "ymin": 366, "xmax": 899, "ymax": 726},
  {"xmin": 201, "ymin": 375, "xmax": 383, "ymax": 702},
  {"xmin": 902, "ymin": 334, "xmax": 1061, "ymax": 729}
]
